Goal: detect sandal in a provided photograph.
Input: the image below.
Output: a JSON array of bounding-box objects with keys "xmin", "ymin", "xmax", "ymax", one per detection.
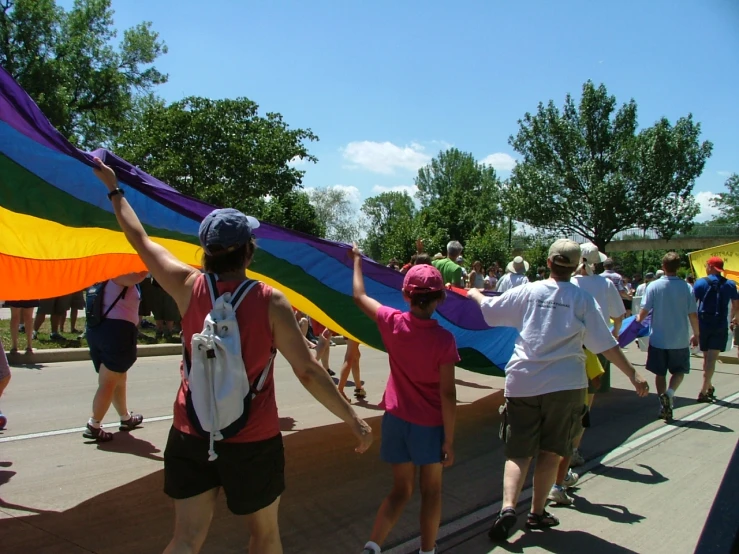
[
  {"xmin": 488, "ymin": 507, "xmax": 517, "ymax": 541},
  {"xmin": 354, "ymin": 387, "xmax": 367, "ymax": 399},
  {"xmin": 83, "ymin": 424, "xmax": 114, "ymax": 442},
  {"xmin": 25, "ymin": 347, "xmax": 33, "ymax": 355},
  {"xmin": 9, "ymin": 348, "xmax": 18, "ymax": 355},
  {"xmin": 526, "ymin": 510, "xmax": 560, "ymax": 529},
  {"xmin": 119, "ymin": 413, "xmax": 144, "ymax": 431}
]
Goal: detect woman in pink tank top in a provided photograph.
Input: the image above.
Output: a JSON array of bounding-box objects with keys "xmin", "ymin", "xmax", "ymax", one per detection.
[{"xmin": 93, "ymin": 158, "xmax": 372, "ymax": 554}]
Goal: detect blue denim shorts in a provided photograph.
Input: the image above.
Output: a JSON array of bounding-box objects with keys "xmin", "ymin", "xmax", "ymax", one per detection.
[
  {"xmin": 86, "ymin": 319, "xmax": 138, "ymax": 373},
  {"xmin": 380, "ymin": 412, "xmax": 444, "ymax": 466}
]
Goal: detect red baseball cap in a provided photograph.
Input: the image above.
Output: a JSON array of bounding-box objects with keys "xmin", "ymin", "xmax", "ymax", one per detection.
[
  {"xmin": 402, "ymin": 264, "xmax": 444, "ymax": 294},
  {"xmin": 707, "ymin": 256, "xmax": 724, "ymax": 270}
]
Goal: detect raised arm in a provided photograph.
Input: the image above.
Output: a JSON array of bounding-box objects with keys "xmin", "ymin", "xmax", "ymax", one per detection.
[
  {"xmin": 349, "ymin": 244, "xmax": 382, "ymax": 322},
  {"xmin": 93, "ymin": 158, "xmax": 199, "ymax": 314},
  {"xmin": 269, "ymin": 289, "xmax": 372, "ymax": 453}
]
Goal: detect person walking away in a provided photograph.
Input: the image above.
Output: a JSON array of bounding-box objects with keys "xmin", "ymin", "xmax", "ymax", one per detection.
[
  {"xmin": 6, "ymin": 299, "xmax": 37, "ymax": 354},
  {"xmin": 566, "ymin": 242, "xmax": 625, "ymax": 466},
  {"xmin": 93, "ymin": 157, "xmax": 372, "ymax": 554},
  {"xmin": 636, "ymin": 252, "xmax": 700, "ymax": 420},
  {"xmin": 468, "ymin": 239, "xmax": 648, "ymax": 540},
  {"xmin": 336, "ymin": 339, "xmax": 366, "ymax": 401},
  {"xmin": 431, "ymin": 240, "xmax": 465, "ymax": 287},
  {"xmin": 351, "ymin": 252, "xmax": 458, "ymax": 554},
  {"xmin": 0, "ymin": 339, "xmax": 10, "ymax": 430},
  {"xmin": 691, "ymin": 256, "xmax": 739, "ymax": 402},
  {"xmin": 82, "ymin": 273, "xmax": 148, "ymax": 441},
  {"xmin": 496, "ymin": 256, "xmax": 529, "ymax": 293}
]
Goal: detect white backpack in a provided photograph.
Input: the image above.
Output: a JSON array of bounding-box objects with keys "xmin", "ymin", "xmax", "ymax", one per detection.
[{"xmin": 184, "ymin": 274, "xmax": 276, "ymax": 461}]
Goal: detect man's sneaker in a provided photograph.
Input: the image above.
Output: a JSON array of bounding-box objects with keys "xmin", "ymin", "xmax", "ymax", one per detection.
[
  {"xmin": 119, "ymin": 413, "xmax": 144, "ymax": 431},
  {"xmin": 32, "ymin": 331, "xmax": 38, "ymax": 340},
  {"xmin": 659, "ymin": 393, "xmax": 673, "ymax": 421},
  {"xmin": 18, "ymin": 324, "xmax": 25, "ymax": 333},
  {"xmin": 547, "ymin": 484, "xmax": 573, "ymax": 505},
  {"xmin": 563, "ymin": 468, "xmax": 579, "ymax": 488},
  {"xmin": 49, "ymin": 332, "xmax": 64, "ymax": 341},
  {"xmin": 569, "ymin": 448, "xmax": 585, "ymax": 467}
]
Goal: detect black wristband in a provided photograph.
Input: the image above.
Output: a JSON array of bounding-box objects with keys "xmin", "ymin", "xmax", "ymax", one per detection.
[{"xmin": 107, "ymin": 187, "xmax": 124, "ymax": 200}]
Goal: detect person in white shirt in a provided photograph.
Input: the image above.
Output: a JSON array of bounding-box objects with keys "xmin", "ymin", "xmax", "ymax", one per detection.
[
  {"xmin": 496, "ymin": 256, "xmax": 530, "ymax": 293},
  {"xmin": 468, "ymin": 239, "xmax": 648, "ymax": 540}
]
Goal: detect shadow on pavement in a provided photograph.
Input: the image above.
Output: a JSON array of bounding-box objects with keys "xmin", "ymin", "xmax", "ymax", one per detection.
[
  {"xmin": 491, "ymin": 529, "xmax": 640, "ymax": 554},
  {"xmin": 592, "ymin": 463, "xmax": 668, "ymax": 485},
  {"xmin": 558, "ymin": 493, "xmax": 646, "ymax": 525},
  {"xmin": 0, "ymin": 385, "xmax": 715, "ymax": 553},
  {"xmin": 95, "ymin": 431, "xmax": 164, "ymax": 462},
  {"xmin": 455, "ymin": 379, "xmax": 494, "ymax": 390},
  {"xmin": 665, "ymin": 419, "xmax": 733, "ymax": 432}
]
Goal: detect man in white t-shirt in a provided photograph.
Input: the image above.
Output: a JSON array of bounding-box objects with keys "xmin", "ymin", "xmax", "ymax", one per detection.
[
  {"xmin": 468, "ymin": 239, "xmax": 648, "ymax": 540},
  {"xmin": 496, "ymin": 256, "xmax": 530, "ymax": 293}
]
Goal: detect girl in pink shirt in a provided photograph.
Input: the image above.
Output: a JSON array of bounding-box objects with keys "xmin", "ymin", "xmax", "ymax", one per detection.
[{"xmin": 350, "ymin": 245, "xmax": 459, "ymax": 554}]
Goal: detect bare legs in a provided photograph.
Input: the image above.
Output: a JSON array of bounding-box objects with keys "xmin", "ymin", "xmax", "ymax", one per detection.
[
  {"xmin": 91, "ymin": 365, "xmax": 129, "ymax": 421},
  {"xmin": 10, "ymin": 307, "xmax": 33, "ymax": 352},
  {"xmin": 701, "ymin": 349, "xmax": 719, "ymax": 395}
]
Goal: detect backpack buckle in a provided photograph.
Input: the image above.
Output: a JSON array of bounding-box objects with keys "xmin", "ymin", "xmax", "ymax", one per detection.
[{"xmin": 206, "ymin": 349, "xmax": 216, "ymax": 359}]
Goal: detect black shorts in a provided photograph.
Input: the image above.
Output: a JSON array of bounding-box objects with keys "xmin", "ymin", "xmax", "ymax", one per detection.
[
  {"xmin": 623, "ymin": 298, "xmax": 633, "ymax": 311},
  {"xmin": 699, "ymin": 325, "xmax": 728, "ymax": 353},
  {"xmin": 86, "ymin": 319, "xmax": 138, "ymax": 373},
  {"xmin": 645, "ymin": 345, "xmax": 690, "ymax": 377},
  {"xmin": 164, "ymin": 427, "xmax": 285, "ymax": 515},
  {"xmin": 70, "ymin": 291, "xmax": 86, "ymax": 311},
  {"xmin": 4, "ymin": 300, "xmax": 39, "ymax": 308}
]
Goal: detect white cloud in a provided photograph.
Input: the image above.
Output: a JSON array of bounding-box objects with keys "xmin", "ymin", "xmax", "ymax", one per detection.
[
  {"xmin": 288, "ymin": 156, "xmax": 306, "ymax": 166},
  {"xmin": 717, "ymin": 170, "xmax": 732, "ymax": 177},
  {"xmin": 694, "ymin": 191, "xmax": 720, "ymax": 222},
  {"xmin": 371, "ymin": 184, "xmax": 418, "ymax": 197},
  {"xmin": 480, "ymin": 152, "xmax": 517, "ymax": 171},
  {"xmin": 341, "ymin": 141, "xmax": 431, "ymax": 174}
]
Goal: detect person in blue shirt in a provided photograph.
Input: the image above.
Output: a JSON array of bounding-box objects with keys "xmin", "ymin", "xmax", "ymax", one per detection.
[
  {"xmin": 692, "ymin": 256, "xmax": 739, "ymax": 403},
  {"xmin": 638, "ymin": 252, "xmax": 700, "ymax": 421}
]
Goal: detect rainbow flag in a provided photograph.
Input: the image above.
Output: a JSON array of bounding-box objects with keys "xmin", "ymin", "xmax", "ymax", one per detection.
[{"xmin": 0, "ymin": 67, "xmax": 517, "ymax": 375}]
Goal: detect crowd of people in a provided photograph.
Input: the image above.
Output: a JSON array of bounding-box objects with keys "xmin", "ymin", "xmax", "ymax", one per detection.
[{"xmin": 1, "ymin": 158, "xmax": 736, "ymax": 554}]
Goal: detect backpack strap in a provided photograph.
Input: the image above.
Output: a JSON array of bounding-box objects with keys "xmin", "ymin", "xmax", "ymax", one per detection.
[
  {"xmin": 103, "ymin": 286, "xmax": 128, "ymax": 319},
  {"xmin": 231, "ymin": 280, "xmax": 258, "ymax": 311},
  {"xmin": 204, "ymin": 273, "xmax": 219, "ymax": 306},
  {"xmin": 252, "ymin": 348, "xmax": 277, "ymax": 396}
]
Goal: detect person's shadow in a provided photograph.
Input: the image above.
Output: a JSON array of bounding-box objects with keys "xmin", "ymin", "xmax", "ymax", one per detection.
[
  {"xmin": 593, "ymin": 463, "xmax": 668, "ymax": 485},
  {"xmin": 558, "ymin": 493, "xmax": 646, "ymax": 525},
  {"xmin": 94, "ymin": 432, "xmax": 163, "ymax": 462},
  {"xmin": 496, "ymin": 528, "xmax": 640, "ymax": 554},
  {"xmin": 665, "ymin": 420, "xmax": 733, "ymax": 432}
]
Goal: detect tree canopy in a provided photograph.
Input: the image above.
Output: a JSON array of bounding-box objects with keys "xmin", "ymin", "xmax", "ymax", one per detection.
[
  {"xmin": 0, "ymin": 0, "xmax": 167, "ymax": 148},
  {"xmin": 307, "ymin": 187, "xmax": 362, "ymax": 243},
  {"xmin": 115, "ymin": 96, "xmax": 318, "ymax": 216},
  {"xmin": 506, "ymin": 81, "xmax": 713, "ymax": 250},
  {"xmin": 415, "ymin": 148, "xmax": 505, "ymax": 254},
  {"xmin": 710, "ymin": 173, "xmax": 739, "ymax": 226},
  {"xmin": 361, "ymin": 191, "xmax": 419, "ymax": 263}
]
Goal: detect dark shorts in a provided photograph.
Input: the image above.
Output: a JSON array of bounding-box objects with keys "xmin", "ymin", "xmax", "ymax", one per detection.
[
  {"xmin": 699, "ymin": 325, "xmax": 728, "ymax": 353},
  {"xmin": 645, "ymin": 345, "xmax": 690, "ymax": 377},
  {"xmin": 151, "ymin": 286, "xmax": 180, "ymax": 322},
  {"xmin": 502, "ymin": 388, "xmax": 586, "ymax": 459},
  {"xmin": 38, "ymin": 295, "xmax": 72, "ymax": 316},
  {"xmin": 380, "ymin": 412, "xmax": 444, "ymax": 466},
  {"xmin": 70, "ymin": 291, "xmax": 86, "ymax": 311},
  {"xmin": 4, "ymin": 300, "xmax": 39, "ymax": 309},
  {"xmin": 138, "ymin": 277, "xmax": 153, "ymax": 317},
  {"xmin": 164, "ymin": 427, "xmax": 285, "ymax": 515},
  {"xmin": 623, "ymin": 298, "xmax": 633, "ymax": 311},
  {"xmin": 86, "ymin": 319, "xmax": 138, "ymax": 373}
]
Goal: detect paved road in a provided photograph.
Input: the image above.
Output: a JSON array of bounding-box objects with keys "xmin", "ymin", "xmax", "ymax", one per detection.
[{"xmin": 0, "ymin": 345, "xmax": 737, "ymax": 553}]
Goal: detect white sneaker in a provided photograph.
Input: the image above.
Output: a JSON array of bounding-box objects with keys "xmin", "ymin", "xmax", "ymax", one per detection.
[
  {"xmin": 563, "ymin": 468, "xmax": 580, "ymax": 488},
  {"xmin": 548, "ymin": 484, "xmax": 573, "ymax": 505},
  {"xmin": 569, "ymin": 448, "xmax": 585, "ymax": 467}
]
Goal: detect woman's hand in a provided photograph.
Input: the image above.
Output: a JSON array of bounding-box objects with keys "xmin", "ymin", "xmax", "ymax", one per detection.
[
  {"xmin": 348, "ymin": 243, "xmax": 362, "ymax": 262},
  {"xmin": 93, "ymin": 157, "xmax": 117, "ymax": 191}
]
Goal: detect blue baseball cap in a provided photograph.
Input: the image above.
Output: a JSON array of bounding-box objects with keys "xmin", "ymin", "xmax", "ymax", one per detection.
[{"xmin": 198, "ymin": 208, "xmax": 260, "ymax": 256}]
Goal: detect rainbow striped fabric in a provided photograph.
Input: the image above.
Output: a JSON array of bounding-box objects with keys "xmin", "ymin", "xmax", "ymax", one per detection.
[{"xmin": 0, "ymin": 67, "xmax": 516, "ymax": 375}]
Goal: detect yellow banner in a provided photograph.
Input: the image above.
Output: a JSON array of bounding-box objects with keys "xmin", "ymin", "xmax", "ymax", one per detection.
[{"xmin": 688, "ymin": 241, "xmax": 739, "ymax": 279}]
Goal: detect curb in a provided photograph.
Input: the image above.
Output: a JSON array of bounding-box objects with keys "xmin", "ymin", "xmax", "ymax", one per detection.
[
  {"xmin": 7, "ymin": 343, "xmax": 182, "ymax": 365},
  {"xmin": 7, "ymin": 336, "xmax": 348, "ymax": 365}
]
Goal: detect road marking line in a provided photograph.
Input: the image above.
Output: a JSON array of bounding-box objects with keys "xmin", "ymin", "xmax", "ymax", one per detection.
[
  {"xmin": 385, "ymin": 390, "xmax": 739, "ymax": 554},
  {"xmin": 0, "ymin": 415, "xmax": 174, "ymax": 443}
]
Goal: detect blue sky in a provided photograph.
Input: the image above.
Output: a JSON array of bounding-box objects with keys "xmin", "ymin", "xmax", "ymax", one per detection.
[{"xmin": 91, "ymin": 0, "xmax": 738, "ymax": 221}]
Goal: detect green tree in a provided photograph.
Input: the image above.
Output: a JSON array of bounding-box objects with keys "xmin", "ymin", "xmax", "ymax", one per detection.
[
  {"xmin": 115, "ymin": 96, "xmax": 318, "ymax": 215},
  {"xmin": 710, "ymin": 173, "xmax": 739, "ymax": 225},
  {"xmin": 463, "ymin": 227, "xmax": 510, "ymax": 271},
  {"xmin": 360, "ymin": 191, "xmax": 419, "ymax": 263},
  {"xmin": 415, "ymin": 148, "xmax": 505, "ymax": 253},
  {"xmin": 306, "ymin": 186, "xmax": 361, "ymax": 243},
  {"xmin": 260, "ymin": 190, "xmax": 325, "ymax": 237},
  {"xmin": 0, "ymin": 0, "xmax": 167, "ymax": 148},
  {"xmin": 507, "ymin": 81, "xmax": 713, "ymax": 251}
]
